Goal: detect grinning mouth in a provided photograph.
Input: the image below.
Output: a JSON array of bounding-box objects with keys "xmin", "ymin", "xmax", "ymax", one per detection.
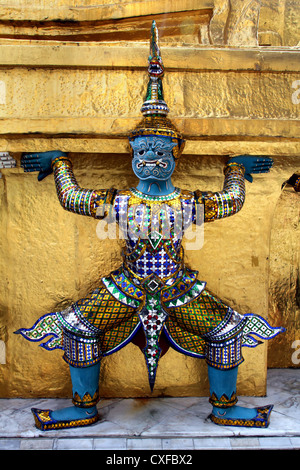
[
  {"xmin": 136, "ymin": 159, "xmax": 168, "ymax": 169},
  {"xmin": 148, "ymin": 61, "xmax": 164, "ymax": 77}
]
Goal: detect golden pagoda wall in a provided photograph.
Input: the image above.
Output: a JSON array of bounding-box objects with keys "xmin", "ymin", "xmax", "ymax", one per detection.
[
  {"xmin": 0, "ymin": 0, "xmax": 299, "ymax": 399},
  {"xmin": 268, "ymin": 186, "xmax": 300, "ymax": 368}
]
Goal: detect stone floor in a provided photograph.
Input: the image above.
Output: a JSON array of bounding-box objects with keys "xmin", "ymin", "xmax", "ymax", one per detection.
[{"xmin": 0, "ymin": 369, "xmax": 299, "ymax": 451}]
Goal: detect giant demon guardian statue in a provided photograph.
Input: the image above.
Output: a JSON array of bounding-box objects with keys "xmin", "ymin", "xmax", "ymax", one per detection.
[{"xmin": 16, "ymin": 22, "xmax": 284, "ymax": 431}]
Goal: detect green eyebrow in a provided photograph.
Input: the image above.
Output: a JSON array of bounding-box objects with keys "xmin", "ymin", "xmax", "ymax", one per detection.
[{"xmin": 130, "ymin": 138, "xmax": 176, "ymax": 152}]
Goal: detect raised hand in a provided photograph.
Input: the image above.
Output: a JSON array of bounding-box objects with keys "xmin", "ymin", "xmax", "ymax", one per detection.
[
  {"xmin": 228, "ymin": 155, "xmax": 273, "ymax": 183},
  {"xmin": 21, "ymin": 150, "xmax": 67, "ymax": 181}
]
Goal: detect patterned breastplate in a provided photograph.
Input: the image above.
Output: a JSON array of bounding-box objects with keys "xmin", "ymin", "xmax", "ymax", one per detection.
[{"xmin": 117, "ymin": 188, "xmax": 193, "ymax": 284}]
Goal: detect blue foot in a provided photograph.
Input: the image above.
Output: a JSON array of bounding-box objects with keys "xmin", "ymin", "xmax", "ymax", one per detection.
[
  {"xmin": 210, "ymin": 404, "xmax": 273, "ymax": 428},
  {"xmin": 31, "ymin": 405, "xmax": 99, "ymax": 431}
]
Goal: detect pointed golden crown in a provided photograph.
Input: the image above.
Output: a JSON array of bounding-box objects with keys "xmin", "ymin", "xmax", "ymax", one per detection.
[{"xmin": 129, "ymin": 21, "xmax": 185, "ymax": 159}]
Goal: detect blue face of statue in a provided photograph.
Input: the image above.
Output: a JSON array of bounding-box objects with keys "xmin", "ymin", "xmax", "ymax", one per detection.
[{"xmin": 130, "ymin": 136, "xmax": 177, "ymax": 183}]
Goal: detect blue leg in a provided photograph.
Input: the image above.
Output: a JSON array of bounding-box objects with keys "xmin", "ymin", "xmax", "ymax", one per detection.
[
  {"xmin": 208, "ymin": 365, "xmax": 273, "ymax": 428},
  {"xmin": 31, "ymin": 362, "xmax": 101, "ymax": 430}
]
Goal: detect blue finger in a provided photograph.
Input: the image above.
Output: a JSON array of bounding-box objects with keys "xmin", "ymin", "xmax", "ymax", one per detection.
[
  {"xmin": 252, "ymin": 160, "xmax": 273, "ymax": 165},
  {"xmin": 21, "ymin": 155, "xmax": 40, "ymax": 160},
  {"xmin": 251, "ymin": 169, "xmax": 271, "ymax": 173},
  {"xmin": 252, "ymin": 164, "xmax": 273, "ymax": 169},
  {"xmin": 21, "ymin": 160, "xmax": 40, "ymax": 167},
  {"xmin": 252, "ymin": 156, "xmax": 273, "ymax": 161},
  {"xmin": 24, "ymin": 168, "xmax": 39, "ymax": 172},
  {"xmin": 23, "ymin": 165, "xmax": 41, "ymax": 171},
  {"xmin": 22, "ymin": 163, "xmax": 41, "ymax": 169},
  {"xmin": 252, "ymin": 167, "xmax": 272, "ymax": 171}
]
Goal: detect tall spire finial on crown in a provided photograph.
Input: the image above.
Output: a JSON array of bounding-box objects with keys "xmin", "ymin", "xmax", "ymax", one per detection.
[
  {"xmin": 141, "ymin": 20, "xmax": 169, "ymax": 117},
  {"xmin": 149, "ymin": 19, "xmax": 161, "ymax": 64}
]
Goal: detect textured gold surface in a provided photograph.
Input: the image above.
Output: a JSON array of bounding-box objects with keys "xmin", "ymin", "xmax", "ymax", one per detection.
[{"xmin": 268, "ymin": 186, "xmax": 300, "ymax": 368}]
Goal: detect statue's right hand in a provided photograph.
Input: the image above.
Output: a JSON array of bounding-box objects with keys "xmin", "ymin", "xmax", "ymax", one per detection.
[{"xmin": 21, "ymin": 150, "xmax": 67, "ymax": 181}]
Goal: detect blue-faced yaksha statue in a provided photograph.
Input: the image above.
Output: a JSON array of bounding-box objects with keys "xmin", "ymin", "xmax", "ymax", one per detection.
[{"xmin": 16, "ymin": 21, "xmax": 284, "ymax": 431}]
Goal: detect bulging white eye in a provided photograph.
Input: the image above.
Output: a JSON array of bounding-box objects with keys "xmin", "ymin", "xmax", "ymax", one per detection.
[
  {"xmin": 138, "ymin": 150, "xmax": 145, "ymax": 156},
  {"xmin": 156, "ymin": 151, "xmax": 165, "ymax": 157}
]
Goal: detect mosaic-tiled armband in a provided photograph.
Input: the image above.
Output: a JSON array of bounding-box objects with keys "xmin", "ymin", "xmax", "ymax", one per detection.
[
  {"xmin": 92, "ymin": 187, "xmax": 117, "ymax": 220},
  {"xmin": 194, "ymin": 189, "xmax": 218, "ymax": 222},
  {"xmin": 194, "ymin": 163, "xmax": 246, "ymax": 222},
  {"xmin": 52, "ymin": 157, "xmax": 113, "ymax": 218},
  {"xmin": 288, "ymin": 173, "xmax": 300, "ymax": 192}
]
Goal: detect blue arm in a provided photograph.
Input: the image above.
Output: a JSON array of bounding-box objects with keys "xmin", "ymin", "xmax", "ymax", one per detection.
[{"xmin": 228, "ymin": 155, "xmax": 273, "ymax": 183}]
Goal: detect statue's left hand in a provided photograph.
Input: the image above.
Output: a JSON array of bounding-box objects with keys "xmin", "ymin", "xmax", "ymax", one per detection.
[
  {"xmin": 21, "ymin": 150, "xmax": 67, "ymax": 181},
  {"xmin": 228, "ymin": 155, "xmax": 273, "ymax": 183}
]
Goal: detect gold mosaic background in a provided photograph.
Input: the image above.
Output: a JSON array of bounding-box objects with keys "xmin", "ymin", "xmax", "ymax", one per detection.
[{"xmin": 0, "ymin": 0, "xmax": 299, "ymax": 399}]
